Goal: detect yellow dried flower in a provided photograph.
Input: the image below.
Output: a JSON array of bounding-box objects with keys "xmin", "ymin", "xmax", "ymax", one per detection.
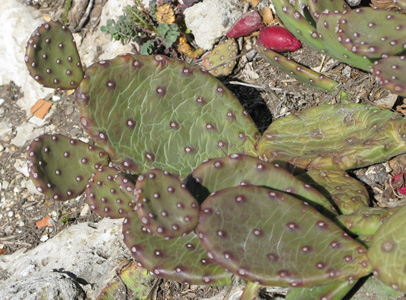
[{"xmin": 156, "ymin": 4, "xmax": 175, "ymax": 25}]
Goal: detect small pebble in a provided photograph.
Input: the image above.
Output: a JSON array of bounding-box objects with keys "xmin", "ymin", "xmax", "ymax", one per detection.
[
  {"xmin": 8, "ymin": 211, "xmax": 14, "ymax": 218},
  {"xmin": 40, "ymin": 235, "xmax": 49, "ymax": 242},
  {"xmin": 0, "ymin": 99, "xmax": 4, "ymax": 105},
  {"xmin": 52, "ymin": 95, "xmax": 61, "ymax": 101}
]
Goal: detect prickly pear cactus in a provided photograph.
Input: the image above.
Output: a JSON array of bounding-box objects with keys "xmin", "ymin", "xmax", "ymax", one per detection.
[
  {"xmin": 307, "ymin": 0, "xmax": 349, "ymax": 21},
  {"xmin": 257, "ymin": 44, "xmax": 344, "ymax": 94},
  {"xmin": 122, "ymin": 210, "xmax": 231, "ymax": 286},
  {"xmin": 26, "ymin": 134, "xmax": 109, "ymax": 201},
  {"xmin": 135, "ymin": 168, "xmax": 199, "ymax": 238},
  {"xmin": 337, "ymin": 7, "xmax": 406, "ymax": 59},
  {"xmin": 85, "ymin": 166, "xmax": 136, "ymax": 219},
  {"xmin": 24, "ymin": 20, "xmax": 83, "ymax": 89},
  {"xmin": 191, "ymin": 154, "xmax": 336, "ymax": 215},
  {"xmin": 201, "ymin": 39, "xmax": 238, "ymax": 76},
  {"xmin": 258, "ymin": 103, "xmax": 406, "ymax": 170},
  {"xmin": 373, "ymin": 55, "xmax": 406, "ymax": 96},
  {"xmin": 316, "ymin": 11, "xmax": 374, "ymax": 72},
  {"xmin": 298, "ymin": 169, "xmax": 370, "ymax": 215},
  {"xmin": 367, "ymin": 205, "xmax": 406, "ymax": 292},
  {"xmin": 197, "ymin": 186, "xmax": 371, "ymax": 287},
  {"xmin": 75, "ymin": 54, "xmax": 259, "ymax": 178}
]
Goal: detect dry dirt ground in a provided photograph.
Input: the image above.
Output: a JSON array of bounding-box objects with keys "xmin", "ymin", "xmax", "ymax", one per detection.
[{"xmin": 2, "ymin": 1, "xmax": 406, "ymax": 299}]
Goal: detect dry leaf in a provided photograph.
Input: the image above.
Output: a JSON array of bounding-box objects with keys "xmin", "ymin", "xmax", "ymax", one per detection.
[
  {"xmin": 156, "ymin": 4, "xmax": 175, "ymax": 25},
  {"xmin": 36, "ymin": 215, "xmax": 52, "ymax": 228},
  {"xmin": 261, "ymin": 7, "xmax": 274, "ymax": 25}
]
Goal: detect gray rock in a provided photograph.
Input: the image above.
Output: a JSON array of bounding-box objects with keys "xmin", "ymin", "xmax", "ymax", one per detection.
[
  {"xmin": 0, "ymin": 0, "xmax": 49, "ymax": 115},
  {"xmin": 0, "ymin": 218, "xmax": 129, "ymax": 299},
  {"xmin": 0, "ymin": 272, "xmax": 86, "ymax": 300},
  {"xmin": 184, "ymin": 0, "xmax": 242, "ymax": 50}
]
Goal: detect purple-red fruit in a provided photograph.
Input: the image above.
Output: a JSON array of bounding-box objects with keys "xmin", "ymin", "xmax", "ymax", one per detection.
[
  {"xmin": 227, "ymin": 9, "xmax": 264, "ymax": 38},
  {"xmin": 257, "ymin": 26, "xmax": 301, "ymax": 52}
]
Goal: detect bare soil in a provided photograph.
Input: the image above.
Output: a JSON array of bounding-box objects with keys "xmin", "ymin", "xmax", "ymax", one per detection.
[{"xmin": 2, "ymin": 0, "xmax": 406, "ymax": 299}]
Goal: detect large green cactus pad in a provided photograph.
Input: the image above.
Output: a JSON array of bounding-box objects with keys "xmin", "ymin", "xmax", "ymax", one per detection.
[
  {"xmin": 76, "ymin": 54, "xmax": 259, "ymax": 178},
  {"xmin": 191, "ymin": 154, "xmax": 336, "ymax": 215},
  {"xmin": 25, "ymin": 20, "xmax": 83, "ymax": 89},
  {"xmin": 298, "ymin": 169, "xmax": 370, "ymax": 215},
  {"xmin": 26, "ymin": 134, "xmax": 109, "ymax": 201},
  {"xmin": 367, "ymin": 205, "xmax": 406, "ymax": 292},
  {"xmin": 197, "ymin": 186, "xmax": 371, "ymax": 287},
  {"xmin": 317, "ymin": 11, "xmax": 374, "ymax": 72},
  {"xmin": 122, "ymin": 210, "xmax": 231, "ymax": 286},
  {"xmin": 258, "ymin": 104, "xmax": 406, "ymax": 170},
  {"xmin": 337, "ymin": 7, "xmax": 406, "ymax": 59}
]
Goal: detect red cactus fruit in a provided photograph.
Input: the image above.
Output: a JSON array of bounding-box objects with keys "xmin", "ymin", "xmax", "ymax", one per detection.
[
  {"xmin": 227, "ymin": 9, "xmax": 264, "ymax": 38},
  {"xmin": 257, "ymin": 26, "xmax": 301, "ymax": 52}
]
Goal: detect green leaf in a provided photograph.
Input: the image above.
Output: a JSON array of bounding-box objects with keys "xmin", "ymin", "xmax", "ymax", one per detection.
[{"xmin": 140, "ymin": 41, "xmax": 154, "ymax": 55}]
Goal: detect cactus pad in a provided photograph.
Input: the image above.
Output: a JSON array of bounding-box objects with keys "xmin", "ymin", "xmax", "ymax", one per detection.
[
  {"xmin": 76, "ymin": 54, "xmax": 259, "ymax": 178},
  {"xmin": 26, "ymin": 134, "xmax": 109, "ymax": 201},
  {"xmin": 373, "ymin": 55, "xmax": 406, "ymax": 96},
  {"xmin": 298, "ymin": 169, "xmax": 369, "ymax": 215},
  {"xmin": 317, "ymin": 11, "xmax": 374, "ymax": 72},
  {"xmin": 135, "ymin": 168, "xmax": 199, "ymax": 238},
  {"xmin": 192, "ymin": 154, "xmax": 336, "ymax": 215},
  {"xmin": 367, "ymin": 205, "xmax": 406, "ymax": 291},
  {"xmin": 286, "ymin": 280, "xmax": 356, "ymax": 300},
  {"xmin": 337, "ymin": 8, "xmax": 406, "ymax": 59},
  {"xmin": 258, "ymin": 103, "xmax": 406, "ymax": 170},
  {"xmin": 257, "ymin": 45, "xmax": 342, "ymax": 93},
  {"xmin": 307, "ymin": 0, "xmax": 349, "ymax": 21},
  {"xmin": 24, "ymin": 20, "xmax": 83, "ymax": 89},
  {"xmin": 122, "ymin": 210, "xmax": 231, "ymax": 286},
  {"xmin": 197, "ymin": 186, "xmax": 371, "ymax": 287},
  {"xmin": 201, "ymin": 39, "xmax": 238, "ymax": 76},
  {"xmin": 85, "ymin": 166, "xmax": 136, "ymax": 219}
]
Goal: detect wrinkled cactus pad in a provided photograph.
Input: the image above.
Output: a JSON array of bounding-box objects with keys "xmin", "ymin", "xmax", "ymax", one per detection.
[
  {"xmin": 122, "ymin": 210, "xmax": 231, "ymax": 286},
  {"xmin": 258, "ymin": 103, "xmax": 406, "ymax": 170},
  {"xmin": 337, "ymin": 7, "xmax": 406, "ymax": 59},
  {"xmin": 192, "ymin": 153, "xmax": 336, "ymax": 215},
  {"xmin": 86, "ymin": 166, "xmax": 136, "ymax": 219},
  {"xmin": 197, "ymin": 186, "xmax": 371, "ymax": 287},
  {"xmin": 201, "ymin": 39, "xmax": 238, "ymax": 76},
  {"xmin": 298, "ymin": 169, "xmax": 369, "ymax": 215},
  {"xmin": 26, "ymin": 134, "xmax": 109, "ymax": 201},
  {"xmin": 25, "ymin": 20, "xmax": 83, "ymax": 89},
  {"xmin": 367, "ymin": 205, "xmax": 406, "ymax": 291},
  {"xmin": 373, "ymin": 55, "xmax": 406, "ymax": 96},
  {"xmin": 76, "ymin": 54, "xmax": 259, "ymax": 178},
  {"xmin": 135, "ymin": 168, "xmax": 199, "ymax": 238}
]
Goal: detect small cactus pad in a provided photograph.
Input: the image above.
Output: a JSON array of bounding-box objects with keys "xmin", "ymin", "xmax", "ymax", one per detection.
[
  {"xmin": 286, "ymin": 280, "xmax": 356, "ymax": 300},
  {"xmin": 25, "ymin": 20, "xmax": 83, "ymax": 89},
  {"xmin": 122, "ymin": 210, "xmax": 231, "ymax": 285},
  {"xmin": 192, "ymin": 154, "xmax": 336, "ymax": 215},
  {"xmin": 373, "ymin": 55, "xmax": 406, "ymax": 96},
  {"xmin": 337, "ymin": 8, "xmax": 406, "ymax": 59},
  {"xmin": 26, "ymin": 134, "xmax": 109, "ymax": 201},
  {"xmin": 76, "ymin": 54, "xmax": 259, "ymax": 178},
  {"xmin": 298, "ymin": 169, "xmax": 369, "ymax": 215},
  {"xmin": 197, "ymin": 186, "xmax": 371, "ymax": 287},
  {"xmin": 85, "ymin": 166, "xmax": 136, "ymax": 219},
  {"xmin": 336, "ymin": 207, "xmax": 396, "ymax": 237},
  {"xmin": 317, "ymin": 11, "xmax": 374, "ymax": 72},
  {"xmin": 240, "ymin": 281, "xmax": 261, "ymax": 300},
  {"xmin": 257, "ymin": 45, "xmax": 341, "ymax": 93},
  {"xmin": 135, "ymin": 168, "xmax": 199, "ymax": 238},
  {"xmin": 258, "ymin": 103, "xmax": 406, "ymax": 170},
  {"xmin": 350, "ymin": 275, "xmax": 402, "ymax": 300},
  {"xmin": 201, "ymin": 39, "xmax": 238, "ymax": 77},
  {"xmin": 368, "ymin": 205, "xmax": 406, "ymax": 291},
  {"xmin": 272, "ymin": 0, "xmax": 327, "ymax": 53}
]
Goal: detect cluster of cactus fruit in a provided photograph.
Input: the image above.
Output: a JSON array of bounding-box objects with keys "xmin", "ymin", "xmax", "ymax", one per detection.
[
  {"xmin": 23, "ymin": 19, "xmax": 406, "ymax": 299},
  {"xmin": 258, "ymin": 0, "xmax": 406, "ymax": 97}
]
